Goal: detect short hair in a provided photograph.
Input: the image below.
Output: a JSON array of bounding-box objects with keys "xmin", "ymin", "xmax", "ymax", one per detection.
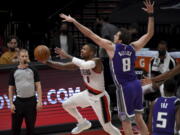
[
  {"xmin": 164, "ymin": 79, "xmax": 177, "ymax": 95},
  {"xmin": 119, "ymin": 28, "xmax": 132, "ymax": 45},
  {"xmin": 86, "ymin": 43, "xmax": 97, "ymax": 55},
  {"xmin": 158, "ymin": 40, "xmax": 168, "ymax": 46},
  {"xmin": 6, "ymin": 35, "xmax": 18, "ymax": 44},
  {"xmin": 18, "ymin": 49, "xmax": 28, "ymax": 56}
]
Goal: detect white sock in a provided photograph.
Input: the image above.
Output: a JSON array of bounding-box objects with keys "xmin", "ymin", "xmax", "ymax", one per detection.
[{"xmin": 64, "ymin": 107, "xmax": 84, "ymax": 123}]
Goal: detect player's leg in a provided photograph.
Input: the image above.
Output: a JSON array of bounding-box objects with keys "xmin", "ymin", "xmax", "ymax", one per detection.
[
  {"xmin": 135, "ymin": 113, "xmax": 149, "ymax": 135},
  {"xmin": 134, "ymin": 80, "xmax": 149, "ymax": 135},
  {"xmin": 62, "ymin": 90, "xmax": 91, "ymax": 134},
  {"xmin": 121, "ymin": 120, "xmax": 134, "ymax": 135},
  {"xmin": 90, "ymin": 92, "xmax": 121, "ymax": 135},
  {"xmin": 116, "ymin": 86, "xmax": 134, "ymax": 135}
]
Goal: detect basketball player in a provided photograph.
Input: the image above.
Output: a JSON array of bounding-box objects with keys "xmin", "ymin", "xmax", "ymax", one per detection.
[
  {"xmin": 59, "ymin": 0, "xmax": 154, "ymax": 134},
  {"xmin": 148, "ymin": 79, "xmax": 180, "ymax": 135},
  {"xmin": 40, "ymin": 44, "xmax": 121, "ymax": 135}
]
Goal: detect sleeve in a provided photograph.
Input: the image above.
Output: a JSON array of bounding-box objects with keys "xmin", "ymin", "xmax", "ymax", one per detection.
[
  {"xmin": 30, "ymin": 66, "xmax": 40, "ymax": 82},
  {"xmin": 169, "ymin": 57, "xmax": 176, "ymax": 70},
  {"xmin": 72, "ymin": 57, "xmax": 96, "ymax": 69},
  {"xmin": 8, "ymin": 68, "xmax": 16, "ymax": 86},
  {"xmin": 175, "ymin": 98, "xmax": 180, "ymax": 106}
]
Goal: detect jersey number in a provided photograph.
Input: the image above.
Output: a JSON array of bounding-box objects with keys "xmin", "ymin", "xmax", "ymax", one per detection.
[
  {"xmin": 122, "ymin": 58, "xmax": 131, "ymax": 72},
  {"xmin": 156, "ymin": 112, "xmax": 168, "ymax": 128}
]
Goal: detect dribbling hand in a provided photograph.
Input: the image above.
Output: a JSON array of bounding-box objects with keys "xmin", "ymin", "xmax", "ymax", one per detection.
[{"xmin": 54, "ymin": 47, "xmax": 73, "ymax": 59}]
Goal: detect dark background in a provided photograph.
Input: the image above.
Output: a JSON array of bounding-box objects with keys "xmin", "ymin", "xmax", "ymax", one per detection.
[{"xmin": 0, "ymin": 0, "xmax": 179, "ymax": 59}]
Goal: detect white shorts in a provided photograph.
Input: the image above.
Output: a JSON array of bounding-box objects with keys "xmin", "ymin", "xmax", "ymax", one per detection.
[{"xmin": 67, "ymin": 90, "xmax": 111, "ymax": 124}]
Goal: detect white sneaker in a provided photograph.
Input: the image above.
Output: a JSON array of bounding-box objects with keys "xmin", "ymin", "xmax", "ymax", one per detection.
[{"xmin": 71, "ymin": 119, "xmax": 92, "ymax": 134}]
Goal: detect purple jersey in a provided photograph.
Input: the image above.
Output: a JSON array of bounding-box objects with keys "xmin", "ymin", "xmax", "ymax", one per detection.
[
  {"xmin": 111, "ymin": 43, "xmax": 137, "ymax": 84},
  {"xmin": 110, "ymin": 43, "xmax": 143, "ymax": 120},
  {"xmin": 152, "ymin": 96, "xmax": 180, "ymax": 135}
]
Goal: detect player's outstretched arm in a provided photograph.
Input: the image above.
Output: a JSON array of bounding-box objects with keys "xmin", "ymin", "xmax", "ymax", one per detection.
[
  {"xmin": 152, "ymin": 64, "xmax": 180, "ymax": 83},
  {"xmin": 141, "ymin": 64, "xmax": 180, "ymax": 86},
  {"xmin": 59, "ymin": 14, "xmax": 114, "ymax": 52},
  {"xmin": 39, "ymin": 48, "xmax": 78, "ymax": 70},
  {"xmin": 55, "ymin": 47, "xmax": 96, "ymax": 69},
  {"xmin": 131, "ymin": 0, "xmax": 154, "ymax": 51},
  {"xmin": 46, "ymin": 60, "xmax": 79, "ymax": 70}
]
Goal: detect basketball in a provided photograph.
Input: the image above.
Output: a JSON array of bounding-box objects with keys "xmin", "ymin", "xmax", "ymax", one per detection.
[{"xmin": 34, "ymin": 45, "xmax": 50, "ymax": 61}]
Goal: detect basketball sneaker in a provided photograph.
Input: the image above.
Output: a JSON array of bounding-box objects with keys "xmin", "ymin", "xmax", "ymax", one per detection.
[{"xmin": 71, "ymin": 119, "xmax": 92, "ymax": 134}]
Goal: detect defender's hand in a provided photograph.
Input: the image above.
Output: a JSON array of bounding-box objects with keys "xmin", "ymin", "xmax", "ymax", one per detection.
[
  {"xmin": 142, "ymin": 0, "xmax": 154, "ymax": 14},
  {"xmin": 59, "ymin": 13, "xmax": 75, "ymax": 23}
]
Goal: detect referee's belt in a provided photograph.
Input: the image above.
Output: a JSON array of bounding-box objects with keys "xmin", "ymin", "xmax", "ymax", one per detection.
[{"xmin": 16, "ymin": 96, "xmax": 36, "ymax": 102}]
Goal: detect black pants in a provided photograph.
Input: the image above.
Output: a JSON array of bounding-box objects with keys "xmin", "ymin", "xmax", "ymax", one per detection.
[{"xmin": 12, "ymin": 96, "xmax": 37, "ymax": 135}]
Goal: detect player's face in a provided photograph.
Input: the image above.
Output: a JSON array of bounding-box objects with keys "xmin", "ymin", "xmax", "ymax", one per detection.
[
  {"xmin": 114, "ymin": 31, "xmax": 121, "ymax": 44},
  {"xmin": 19, "ymin": 52, "xmax": 29, "ymax": 64},
  {"xmin": 80, "ymin": 45, "xmax": 91, "ymax": 58}
]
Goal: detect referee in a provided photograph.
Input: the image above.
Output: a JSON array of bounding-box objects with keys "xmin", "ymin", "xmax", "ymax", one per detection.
[{"xmin": 8, "ymin": 49, "xmax": 42, "ymax": 135}]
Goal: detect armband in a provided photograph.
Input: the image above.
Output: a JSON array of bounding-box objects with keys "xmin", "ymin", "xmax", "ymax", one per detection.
[{"xmin": 72, "ymin": 57, "xmax": 96, "ymax": 69}]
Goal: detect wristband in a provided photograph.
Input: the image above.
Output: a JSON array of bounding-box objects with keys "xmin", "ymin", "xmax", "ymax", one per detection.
[{"xmin": 148, "ymin": 13, "xmax": 154, "ymax": 17}]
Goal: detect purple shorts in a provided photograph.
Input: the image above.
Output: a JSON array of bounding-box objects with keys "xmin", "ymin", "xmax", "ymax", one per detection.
[{"xmin": 116, "ymin": 79, "xmax": 143, "ymax": 121}]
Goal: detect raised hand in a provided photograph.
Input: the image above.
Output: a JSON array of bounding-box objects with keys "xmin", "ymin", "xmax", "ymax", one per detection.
[
  {"xmin": 142, "ymin": 0, "xmax": 154, "ymax": 14},
  {"xmin": 54, "ymin": 47, "xmax": 73, "ymax": 59},
  {"xmin": 59, "ymin": 13, "xmax": 75, "ymax": 23}
]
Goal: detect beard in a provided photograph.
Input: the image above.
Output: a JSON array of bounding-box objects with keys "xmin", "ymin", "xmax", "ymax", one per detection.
[{"xmin": 9, "ymin": 47, "xmax": 16, "ymax": 52}]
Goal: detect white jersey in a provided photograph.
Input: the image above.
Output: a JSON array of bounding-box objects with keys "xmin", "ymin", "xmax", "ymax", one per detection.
[{"xmin": 80, "ymin": 68, "xmax": 105, "ymax": 93}]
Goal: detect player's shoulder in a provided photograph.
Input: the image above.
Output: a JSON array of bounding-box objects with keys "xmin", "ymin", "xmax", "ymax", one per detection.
[
  {"xmin": 175, "ymin": 98, "xmax": 180, "ymax": 106},
  {"xmin": 92, "ymin": 57, "xmax": 102, "ymax": 62}
]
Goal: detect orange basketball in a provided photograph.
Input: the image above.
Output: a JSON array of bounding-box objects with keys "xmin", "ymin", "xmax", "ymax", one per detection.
[{"xmin": 34, "ymin": 45, "xmax": 50, "ymax": 61}]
